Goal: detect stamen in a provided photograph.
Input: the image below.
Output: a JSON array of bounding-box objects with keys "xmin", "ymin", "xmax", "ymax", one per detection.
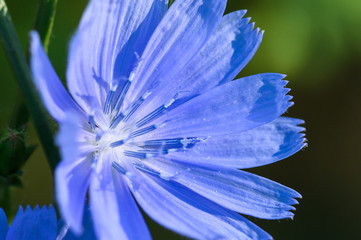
[
  {"xmin": 123, "ymin": 91, "xmax": 151, "ymax": 123},
  {"xmin": 113, "ymin": 80, "xmax": 131, "ymax": 113},
  {"xmin": 138, "ymin": 137, "xmax": 201, "ymax": 150},
  {"xmin": 124, "ymin": 148, "xmax": 173, "ymax": 159},
  {"xmin": 109, "ymin": 113, "xmax": 124, "ymax": 129},
  {"xmin": 110, "ymin": 52, "xmax": 144, "ymax": 115},
  {"xmin": 89, "ymin": 114, "xmax": 96, "ymax": 131},
  {"xmin": 136, "ymin": 95, "xmax": 177, "ymax": 128},
  {"xmin": 133, "ymin": 162, "xmax": 160, "ymax": 177},
  {"xmin": 135, "ymin": 106, "xmax": 166, "ymax": 128},
  {"xmin": 103, "ymin": 88, "xmax": 116, "ymax": 114},
  {"xmin": 129, "ymin": 124, "xmax": 157, "ymax": 138},
  {"xmin": 124, "ymin": 150, "xmax": 148, "ymax": 159},
  {"xmin": 132, "ymin": 161, "xmax": 175, "ymax": 181},
  {"xmin": 95, "ymin": 130, "xmax": 104, "ymax": 142},
  {"xmin": 91, "ymin": 152, "xmax": 98, "ymax": 169},
  {"xmin": 112, "ymin": 161, "xmax": 127, "ymax": 174},
  {"xmin": 110, "ymin": 140, "xmax": 125, "ymax": 148}
]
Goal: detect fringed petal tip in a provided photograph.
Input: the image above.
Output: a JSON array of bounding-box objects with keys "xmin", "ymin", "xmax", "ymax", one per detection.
[
  {"xmin": 242, "ymin": 17, "xmax": 264, "ymax": 37},
  {"xmin": 294, "ymin": 120, "xmax": 308, "ymax": 151},
  {"xmin": 7, "ymin": 204, "xmax": 57, "ymax": 239},
  {"xmin": 19, "ymin": 204, "xmax": 56, "ymax": 215},
  {"xmin": 281, "ymin": 117, "xmax": 308, "ymax": 157},
  {"xmin": 141, "ymin": 158, "xmax": 301, "ymax": 222}
]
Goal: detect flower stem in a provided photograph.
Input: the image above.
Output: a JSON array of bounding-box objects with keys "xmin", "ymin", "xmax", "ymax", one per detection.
[
  {"xmin": 0, "ymin": 0, "xmax": 60, "ymax": 173},
  {"xmin": 11, "ymin": 0, "xmax": 58, "ymax": 129},
  {"xmin": 168, "ymin": 0, "xmax": 175, "ymax": 8},
  {"xmin": 0, "ymin": 184, "xmax": 10, "ymax": 215},
  {"xmin": 34, "ymin": 0, "xmax": 58, "ymax": 52}
]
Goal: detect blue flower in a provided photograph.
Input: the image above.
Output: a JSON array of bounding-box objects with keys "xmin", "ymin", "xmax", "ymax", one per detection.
[
  {"xmin": 0, "ymin": 205, "xmax": 96, "ymax": 239},
  {"xmin": 30, "ymin": 0, "xmax": 306, "ymax": 239}
]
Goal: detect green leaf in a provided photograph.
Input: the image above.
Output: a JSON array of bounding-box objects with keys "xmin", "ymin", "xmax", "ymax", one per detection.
[{"xmin": 0, "ymin": 0, "xmax": 60, "ymax": 174}]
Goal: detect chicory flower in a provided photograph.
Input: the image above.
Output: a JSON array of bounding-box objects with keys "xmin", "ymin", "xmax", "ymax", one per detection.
[{"xmin": 30, "ymin": 0, "xmax": 306, "ymax": 239}]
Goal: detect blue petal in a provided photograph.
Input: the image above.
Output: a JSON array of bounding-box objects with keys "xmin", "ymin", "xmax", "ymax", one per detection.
[
  {"xmin": 125, "ymin": 0, "xmax": 227, "ymax": 108},
  {"xmin": 30, "ymin": 32, "xmax": 84, "ymax": 122},
  {"xmin": 145, "ymin": 158, "xmax": 300, "ymax": 220},
  {"xmin": 0, "ymin": 208, "xmax": 9, "ymax": 240},
  {"xmin": 6, "ymin": 206, "xmax": 25, "ymax": 239},
  {"xmin": 139, "ymin": 73, "xmax": 292, "ymax": 139},
  {"xmin": 89, "ymin": 153, "xmax": 150, "ymax": 240},
  {"xmin": 183, "ymin": 11, "xmax": 262, "ymax": 88},
  {"xmin": 66, "ymin": 0, "xmax": 167, "ymax": 112},
  {"xmin": 57, "ymin": 206, "xmax": 97, "ymax": 240},
  {"xmin": 56, "ymin": 113, "xmax": 81, "ymax": 164},
  {"xmin": 55, "ymin": 112, "xmax": 94, "ymax": 164},
  {"xmin": 7, "ymin": 205, "xmax": 57, "ymax": 240},
  {"xmin": 129, "ymin": 169, "xmax": 272, "ymax": 239},
  {"xmin": 39, "ymin": 205, "xmax": 57, "ymax": 238},
  {"xmin": 168, "ymin": 117, "xmax": 306, "ymax": 168},
  {"xmin": 134, "ymin": 10, "xmax": 263, "ymax": 122},
  {"xmin": 112, "ymin": 168, "xmax": 151, "ymax": 240},
  {"xmin": 56, "ymin": 158, "xmax": 92, "ymax": 235},
  {"xmin": 56, "ymin": 111, "xmax": 93, "ymax": 234}
]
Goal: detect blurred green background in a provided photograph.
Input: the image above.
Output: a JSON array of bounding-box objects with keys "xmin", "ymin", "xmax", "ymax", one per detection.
[{"xmin": 1, "ymin": 0, "xmax": 361, "ymax": 239}]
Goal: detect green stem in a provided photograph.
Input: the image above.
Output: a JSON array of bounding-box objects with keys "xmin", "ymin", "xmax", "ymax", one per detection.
[
  {"xmin": 9, "ymin": 94, "xmax": 28, "ymax": 129},
  {"xmin": 11, "ymin": 0, "xmax": 58, "ymax": 130},
  {"xmin": 0, "ymin": 0, "xmax": 60, "ymax": 173},
  {"xmin": 0, "ymin": 183, "xmax": 10, "ymax": 215},
  {"xmin": 34, "ymin": 0, "xmax": 58, "ymax": 52},
  {"xmin": 168, "ymin": 0, "xmax": 175, "ymax": 8}
]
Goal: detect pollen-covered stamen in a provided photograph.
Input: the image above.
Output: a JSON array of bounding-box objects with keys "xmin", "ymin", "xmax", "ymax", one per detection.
[
  {"xmin": 136, "ymin": 137, "xmax": 201, "ymax": 150},
  {"xmin": 129, "ymin": 123, "xmax": 163, "ymax": 138},
  {"xmin": 95, "ymin": 129, "xmax": 104, "ymax": 142},
  {"xmin": 112, "ymin": 161, "xmax": 127, "ymax": 174},
  {"xmin": 124, "ymin": 150, "xmax": 150, "ymax": 159},
  {"xmin": 109, "ymin": 113, "xmax": 124, "ymax": 129},
  {"xmin": 103, "ymin": 85, "xmax": 117, "ymax": 114},
  {"xmin": 122, "ymin": 91, "xmax": 151, "ymax": 123},
  {"xmin": 122, "ymin": 147, "xmax": 179, "ymax": 160},
  {"xmin": 136, "ymin": 106, "xmax": 166, "ymax": 128},
  {"xmin": 91, "ymin": 151, "xmax": 98, "ymax": 169},
  {"xmin": 133, "ymin": 161, "xmax": 160, "ymax": 177},
  {"xmin": 110, "ymin": 140, "xmax": 125, "ymax": 148},
  {"xmin": 112, "ymin": 53, "xmax": 142, "ymax": 115},
  {"xmin": 135, "ymin": 95, "xmax": 177, "ymax": 128},
  {"xmin": 110, "ymin": 91, "xmax": 152, "ymax": 130},
  {"xmin": 113, "ymin": 80, "xmax": 131, "ymax": 114},
  {"xmin": 115, "ymin": 137, "xmax": 205, "ymax": 161},
  {"xmin": 133, "ymin": 161, "xmax": 176, "ymax": 181},
  {"xmin": 89, "ymin": 114, "xmax": 96, "ymax": 131},
  {"xmin": 110, "ymin": 92, "xmax": 150, "ymax": 129}
]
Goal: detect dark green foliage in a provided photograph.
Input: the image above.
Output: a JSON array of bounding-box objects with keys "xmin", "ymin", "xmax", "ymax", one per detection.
[
  {"xmin": 0, "ymin": 127, "xmax": 36, "ymax": 213},
  {"xmin": 0, "ymin": 127, "xmax": 36, "ymax": 186},
  {"xmin": 0, "ymin": 0, "xmax": 60, "ymax": 174}
]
